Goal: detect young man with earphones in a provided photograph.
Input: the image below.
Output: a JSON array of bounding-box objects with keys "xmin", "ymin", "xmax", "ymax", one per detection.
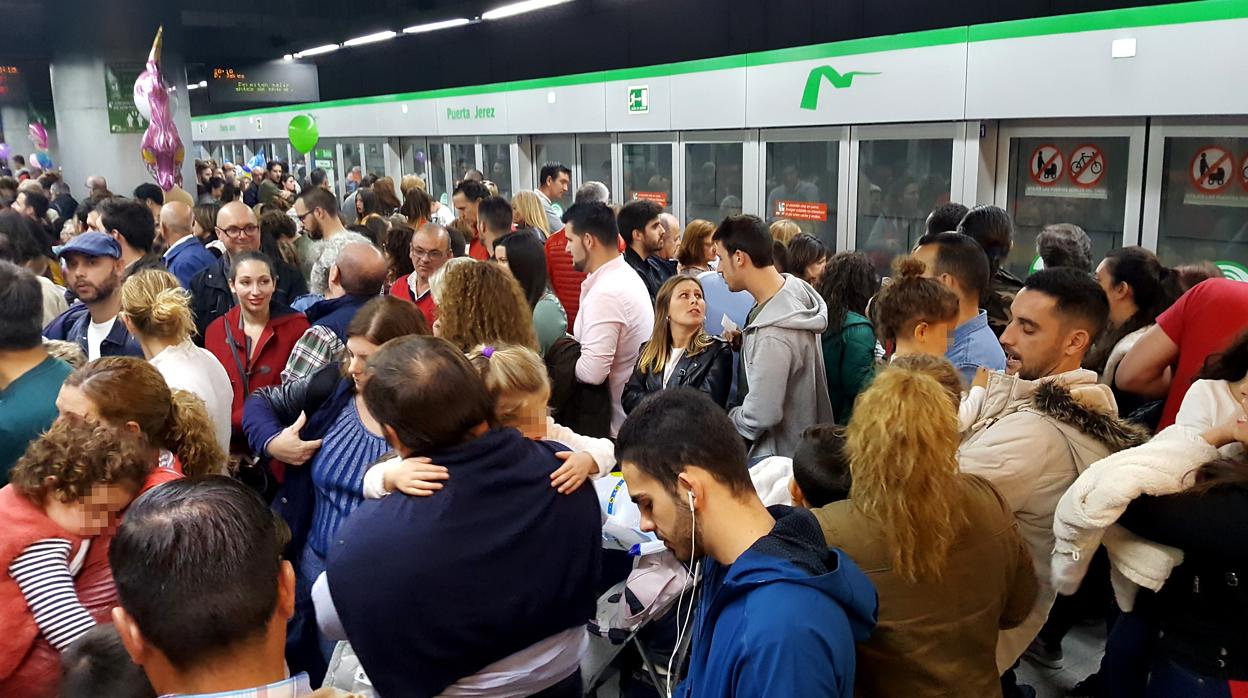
[{"xmin": 617, "ymin": 388, "xmax": 877, "ymax": 697}]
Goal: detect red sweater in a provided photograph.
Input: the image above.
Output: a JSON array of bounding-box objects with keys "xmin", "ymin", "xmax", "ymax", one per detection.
[
  {"xmin": 204, "ymin": 305, "xmax": 310, "ymax": 448},
  {"xmin": 389, "ymin": 273, "xmax": 438, "ymax": 329},
  {"xmin": 545, "ymin": 230, "xmax": 586, "ymax": 327}
]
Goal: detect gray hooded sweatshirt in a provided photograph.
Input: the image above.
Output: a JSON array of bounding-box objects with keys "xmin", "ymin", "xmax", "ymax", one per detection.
[{"xmin": 730, "ymin": 274, "xmax": 835, "ymax": 458}]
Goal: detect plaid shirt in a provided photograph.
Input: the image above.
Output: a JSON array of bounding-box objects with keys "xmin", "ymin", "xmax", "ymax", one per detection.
[
  {"xmin": 161, "ymin": 673, "xmax": 314, "ymax": 697},
  {"xmin": 281, "ymin": 325, "xmax": 344, "ymax": 383}
]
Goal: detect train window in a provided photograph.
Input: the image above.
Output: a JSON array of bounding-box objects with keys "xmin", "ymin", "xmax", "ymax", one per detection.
[
  {"xmin": 482, "ymin": 142, "xmax": 513, "ymax": 199},
  {"xmin": 1004, "ymin": 136, "xmax": 1129, "ymax": 278},
  {"xmin": 1156, "ymin": 136, "xmax": 1248, "ymax": 275},
  {"xmin": 623, "ymin": 143, "xmax": 673, "ymax": 212},
  {"xmin": 684, "ymin": 142, "xmax": 743, "ymax": 226},
  {"xmin": 855, "ymin": 138, "xmax": 953, "ymax": 276},
  {"xmin": 400, "ymin": 138, "xmax": 429, "ymax": 180},
  {"xmin": 765, "ymin": 140, "xmax": 839, "ymax": 249},
  {"xmin": 341, "ymin": 142, "xmax": 362, "ymax": 196},
  {"xmin": 450, "ymin": 144, "xmax": 476, "ymax": 185},
  {"xmin": 578, "ymin": 141, "xmax": 612, "ymax": 201}
]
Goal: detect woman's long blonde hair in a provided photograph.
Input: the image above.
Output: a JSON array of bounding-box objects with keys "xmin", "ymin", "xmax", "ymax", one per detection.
[
  {"xmin": 846, "ymin": 365, "xmax": 968, "ymax": 583},
  {"xmin": 637, "ymin": 275, "xmax": 715, "ymax": 375},
  {"xmin": 120, "ymin": 269, "xmax": 195, "ymax": 342},
  {"xmin": 511, "ymin": 190, "xmax": 550, "ymax": 237}
]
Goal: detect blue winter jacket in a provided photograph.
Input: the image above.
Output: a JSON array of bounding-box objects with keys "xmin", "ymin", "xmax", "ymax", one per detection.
[{"xmin": 676, "ymin": 505, "xmax": 877, "ymax": 698}]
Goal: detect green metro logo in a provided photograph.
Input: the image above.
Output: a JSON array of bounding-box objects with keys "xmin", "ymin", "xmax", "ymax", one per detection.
[{"xmin": 799, "ymin": 65, "xmax": 882, "ymax": 110}]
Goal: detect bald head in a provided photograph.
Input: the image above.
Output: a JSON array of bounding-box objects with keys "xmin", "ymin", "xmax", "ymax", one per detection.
[
  {"xmin": 331, "ymin": 242, "xmax": 388, "ymax": 297},
  {"xmin": 85, "ymin": 175, "xmax": 107, "ymax": 191},
  {"xmin": 159, "ymin": 201, "xmax": 193, "ymax": 244},
  {"xmin": 217, "ymin": 201, "xmax": 261, "ymax": 256}
]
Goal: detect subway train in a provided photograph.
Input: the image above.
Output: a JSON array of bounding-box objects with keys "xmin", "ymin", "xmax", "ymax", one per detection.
[{"xmin": 192, "ymin": 0, "xmax": 1248, "ymax": 281}]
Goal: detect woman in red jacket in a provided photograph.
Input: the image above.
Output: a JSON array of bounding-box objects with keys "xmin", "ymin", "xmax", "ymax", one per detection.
[{"xmin": 204, "ymin": 251, "xmax": 310, "ymax": 457}]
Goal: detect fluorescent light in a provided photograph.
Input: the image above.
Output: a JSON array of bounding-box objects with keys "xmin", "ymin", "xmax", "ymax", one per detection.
[
  {"xmin": 343, "ymin": 30, "xmax": 397, "ymax": 47},
  {"xmin": 282, "ymin": 54, "xmax": 294, "ymax": 61},
  {"xmin": 187, "ymin": 84, "xmax": 200, "ymax": 91},
  {"xmin": 402, "ymin": 17, "xmax": 472, "ymax": 34},
  {"xmin": 482, "ymin": 0, "xmax": 573, "ymax": 21},
  {"xmin": 198, "ymin": 80, "xmax": 208, "ymax": 87},
  {"xmin": 1111, "ymin": 37, "xmax": 1137, "ymax": 58},
  {"xmin": 293, "ymin": 44, "xmax": 340, "ymax": 58}
]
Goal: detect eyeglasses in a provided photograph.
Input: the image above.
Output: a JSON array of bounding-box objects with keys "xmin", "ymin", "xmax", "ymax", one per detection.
[
  {"xmin": 295, "ymin": 209, "xmax": 314, "ymax": 221},
  {"xmin": 217, "ymin": 224, "xmax": 260, "ymax": 239},
  {"xmin": 411, "ymin": 248, "xmax": 446, "ymax": 261}
]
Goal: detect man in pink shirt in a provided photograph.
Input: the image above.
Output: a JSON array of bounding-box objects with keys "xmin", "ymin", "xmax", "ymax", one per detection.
[{"xmin": 564, "ymin": 202, "xmax": 654, "ymax": 436}]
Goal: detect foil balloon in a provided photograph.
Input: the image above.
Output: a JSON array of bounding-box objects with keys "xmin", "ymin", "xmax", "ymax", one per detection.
[
  {"xmin": 138, "ymin": 27, "xmax": 185, "ymax": 191},
  {"xmin": 27, "ymin": 123, "xmax": 48, "ymax": 151},
  {"xmin": 26, "ymin": 153, "xmax": 42, "ymax": 171},
  {"xmin": 0, "ymin": 143, "xmax": 11, "ymax": 163},
  {"xmin": 33, "ymin": 152, "xmax": 53, "ymax": 170}
]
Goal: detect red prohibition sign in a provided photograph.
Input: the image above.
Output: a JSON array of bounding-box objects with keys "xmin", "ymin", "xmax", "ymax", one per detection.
[
  {"xmin": 1029, "ymin": 144, "xmax": 1063, "ymax": 186},
  {"xmin": 1240, "ymin": 152, "xmax": 1248, "ymax": 195},
  {"xmin": 1068, "ymin": 143, "xmax": 1107, "ymax": 188},
  {"xmin": 1190, "ymin": 146, "xmax": 1234, "ymax": 194}
]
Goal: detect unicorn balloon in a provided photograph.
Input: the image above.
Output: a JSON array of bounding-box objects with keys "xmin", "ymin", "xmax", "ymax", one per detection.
[{"xmin": 137, "ymin": 27, "xmax": 184, "ymax": 191}]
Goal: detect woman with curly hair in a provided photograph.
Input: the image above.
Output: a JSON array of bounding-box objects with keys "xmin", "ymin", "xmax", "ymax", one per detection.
[
  {"xmin": 56, "ymin": 356, "xmax": 226, "ymax": 480},
  {"xmin": 434, "ymin": 260, "xmax": 538, "ymax": 352},
  {"xmin": 814, "ymin": 364, "xmax": 1038, "ymax": 697},
  {"xmin": 120, "ymin": 269, "xmax": 233, "ymax": 455},
  {"xmin": 0, "ymin": 416, "xmax": 153, "ymax": 696},
  {"xmin": 817, "ymin": 251, "xmax": 880, "ymax": 423}
]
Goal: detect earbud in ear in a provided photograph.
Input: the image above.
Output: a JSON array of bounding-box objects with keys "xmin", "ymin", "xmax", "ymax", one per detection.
[{"xmin": 687, "ymin": 490, "xmax": 695, "ymax": 511}]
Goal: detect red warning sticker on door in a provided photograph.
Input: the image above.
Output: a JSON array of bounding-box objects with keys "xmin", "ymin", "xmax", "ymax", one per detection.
[
  {"xmin": 632, "ymin": 191, "xmax": 668, "ymax": 207},
  {"xmin": 1068, "ymin": 144, "xmax": 1106, "ymax": 188},
  {"xmin": 774, "ymin": 200, "xmax": 828, "ymax": 222},
  {"xmin": 1028, "ymin": 144, "xmax": 1064, "ymax": 186},
  {"xmin": 1190, "ymin": 145, "xmax": 1233, "ymax": 194}
]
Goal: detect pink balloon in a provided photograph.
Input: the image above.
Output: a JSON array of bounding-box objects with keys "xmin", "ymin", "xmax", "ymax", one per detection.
[
  {"xmin": 137, "ymin": 27, "xmax": 184, "ymax": 191},
  {"xmin": 27, "ymin": 123, "xmax": 48, "ymax": 151},
  {"xmin": 27, "ymin": 153, "xmax": 42, "ymax": 171}
]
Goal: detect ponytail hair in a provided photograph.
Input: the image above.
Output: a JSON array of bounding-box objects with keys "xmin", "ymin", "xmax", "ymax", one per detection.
[
  {"xmin": 466, "ymin": 343, "xmax": 549, "ymax": 426},
  {"xmin": 166, "ymin": 389, "xmax": 227, "ymax": 476},
  {"xmin": 1085, "ymin": 247, "xmax": 1182, "ymax": 373},
  {"xmin": 64, "ymin": 357, "xmax": 226, "ymax": 477},
  {"xmin": 872, "ymin": 255, "xmax": 959, "ymax": 343},
  {"xmin": 846, "ymin": 365, "xmax": 968, "ymax": 583},
  {"xmin": 120, "ymin": 269, "xmax": 196, "ymax": 342}
]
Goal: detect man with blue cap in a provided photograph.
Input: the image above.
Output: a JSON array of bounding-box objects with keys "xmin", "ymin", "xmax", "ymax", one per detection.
[{"xmin": 42, "ymin": 231, "xmax": 143, "ymax": 360}]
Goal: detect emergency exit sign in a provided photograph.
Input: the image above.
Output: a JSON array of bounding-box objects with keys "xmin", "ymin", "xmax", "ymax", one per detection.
[{"xmin": 628, "ymin": 86, "xmax": 649, "ymax": 114}]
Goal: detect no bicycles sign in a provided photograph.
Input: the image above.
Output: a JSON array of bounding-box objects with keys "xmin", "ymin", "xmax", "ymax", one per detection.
[{"xmin": 1068, "ymin": 144, "xmax": 1106, "ymax": 188}]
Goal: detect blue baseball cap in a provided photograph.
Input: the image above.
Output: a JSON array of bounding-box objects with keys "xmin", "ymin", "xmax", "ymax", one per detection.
[{"xmin": 58, "ymin": 232, "xmax": 121, "ymax": 260}]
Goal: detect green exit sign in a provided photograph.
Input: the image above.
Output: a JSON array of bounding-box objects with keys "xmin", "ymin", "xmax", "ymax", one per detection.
[{"xmin": 628, "ymin": 85, "xmax": 649, "ymax": 114}]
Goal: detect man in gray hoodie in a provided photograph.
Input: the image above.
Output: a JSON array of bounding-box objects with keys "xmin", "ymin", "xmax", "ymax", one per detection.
[{"xmin": 713, "ymin": 215, "xmax": 835, "ymax": 459}]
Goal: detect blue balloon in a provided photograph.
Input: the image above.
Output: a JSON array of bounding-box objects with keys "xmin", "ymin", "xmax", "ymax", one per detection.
[{"xmin": 33, "ymin": 152, "xmax": 52, "ymax": 170}]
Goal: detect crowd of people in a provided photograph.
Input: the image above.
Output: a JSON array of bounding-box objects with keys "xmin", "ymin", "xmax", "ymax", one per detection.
[{"xmin": 3, "ymin": 154, "xmax": 1248, "ymax": 698}]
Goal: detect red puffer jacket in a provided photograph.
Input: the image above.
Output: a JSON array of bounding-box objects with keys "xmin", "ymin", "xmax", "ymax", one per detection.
[
  {"xmin": 545, "ymin": 230, "xmax": 586, "ymax": 327},
  {"xmin": 204, "ymin": 303, "xmax": 310, "ymax": 452}
]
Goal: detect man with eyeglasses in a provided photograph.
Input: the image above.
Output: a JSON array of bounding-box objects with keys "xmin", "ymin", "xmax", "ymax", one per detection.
[
  {"xmin": 389, "ymin": 222, "xmax": 453, "ymax": 328},
  {"xmin": 291, "ymin": 188, "xmax": 348, "ymax": 284},
  {"xmin": 189, "ymin": 201, "xmax": 308, "ymax": 342}
]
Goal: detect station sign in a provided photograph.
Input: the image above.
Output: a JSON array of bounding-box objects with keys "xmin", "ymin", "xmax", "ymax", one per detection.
[{"xmin": 208, "ymin": 62, "xmax": 320, "ymax": 105}]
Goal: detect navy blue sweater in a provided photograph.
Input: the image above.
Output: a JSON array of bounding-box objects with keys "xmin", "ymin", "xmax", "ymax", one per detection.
[{"xmin": 327, "ymin": 428, "xmax": 601, "ymax": 697}]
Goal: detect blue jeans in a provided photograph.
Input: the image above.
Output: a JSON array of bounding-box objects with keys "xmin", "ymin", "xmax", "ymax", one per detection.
[
  {"xmin": 1103, "ymin": 610, "xmax": 1155, "ymax": 698},
  {"xmin": 1146, "ymin": 657, "xmax": 1247, "ymax": 697}
]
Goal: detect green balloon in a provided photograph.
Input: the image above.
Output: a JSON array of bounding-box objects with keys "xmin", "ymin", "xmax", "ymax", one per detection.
[{"xmin": 288, "ymin": 114, "xmax": 319, "ymax": 154}]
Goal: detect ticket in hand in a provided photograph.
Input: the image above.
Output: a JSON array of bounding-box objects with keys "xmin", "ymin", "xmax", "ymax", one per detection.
[{"xmin": 721, "ymin": 314, "xmax": 739, "ymax": 335}]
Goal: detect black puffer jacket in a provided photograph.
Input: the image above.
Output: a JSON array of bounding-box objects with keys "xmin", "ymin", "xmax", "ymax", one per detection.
[{"xmin": 622, "ymin": 338, "xmax": 734, "ymax": 414}]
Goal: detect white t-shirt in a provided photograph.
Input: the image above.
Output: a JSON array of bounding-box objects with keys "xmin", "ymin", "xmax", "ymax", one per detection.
[
  {"xmin": 1176, "ymin": 379, "xmax": 1246, "ymax": 456},
  {"xmin": 663, "ymin": 348, "xmax": 686, "ymax": 387},
  {"xmin": 149, "ymin": 340, "xmax": 234, "ymax": 456},
  {"xmin": 86, "ymin": 317, "xmax": 116, "ymax": 361}
]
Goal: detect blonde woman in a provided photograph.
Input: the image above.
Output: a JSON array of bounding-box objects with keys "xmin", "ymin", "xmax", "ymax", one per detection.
[
  {"xmin": 621, "ymin": 275, "xmax": 733, "ymax": 413},
  {"xmin": 119, "ymin": 268, "xmax": 233, "ymax": 455},
  {"xmin": 511, "ymin": 190, "xmax": 551, "ymax": 238},
  {"xmin": 770, "ymin": 219, "xmax": 801, "ymax": 245},
  {"xmin": 813, "ymin": 364, "xmax": 1037, "ymax": 697}
]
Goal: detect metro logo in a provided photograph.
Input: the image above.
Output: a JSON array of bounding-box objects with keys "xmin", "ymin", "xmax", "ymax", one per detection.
[{"xmin": 799, "ymin": 65, "xmax": 881, "ymax": 110}]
